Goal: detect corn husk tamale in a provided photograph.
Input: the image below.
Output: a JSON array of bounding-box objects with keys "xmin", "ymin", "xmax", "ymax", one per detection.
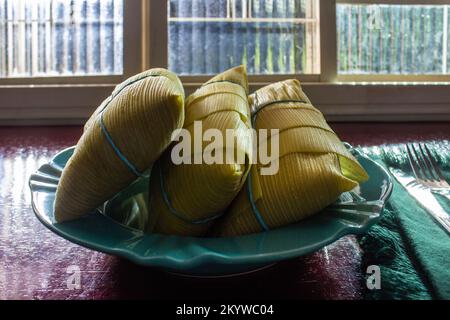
[
  {"xmin": 54, "ymin": 69, "xmax": 185, "ymax": 222},
  {"xmin": 214, "ymin": 79, "xmax": 369, "ymax": 237},
  {"xmin": 146, "ymin": 65, "xmax": 253, "ymax": 236}
]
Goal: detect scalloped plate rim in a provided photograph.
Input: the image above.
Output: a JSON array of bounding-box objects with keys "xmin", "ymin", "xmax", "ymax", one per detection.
[{"xmin": 29, "ymin": 144, "xmax": 393, "ymax": 274}]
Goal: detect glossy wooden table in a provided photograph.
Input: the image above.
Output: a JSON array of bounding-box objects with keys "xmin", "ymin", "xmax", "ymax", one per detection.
[{"xmin": 1, "ymin": 123, "xmax": 449, "ymax": 300}]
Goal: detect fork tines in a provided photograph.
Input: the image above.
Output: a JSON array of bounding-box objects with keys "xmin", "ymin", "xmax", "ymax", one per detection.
[{"xmin": 406, "ymin": 143, "xmax": 448, "ymax": 188}]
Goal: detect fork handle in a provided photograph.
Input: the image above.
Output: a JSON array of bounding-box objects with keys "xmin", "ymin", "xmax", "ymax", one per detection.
[
  {"xmin": 431, "ymin": 189, "xmax": 450, "ymax": 202},
  {"xmin": 434, "ymin": 214, "xmax": 450, "ymax": 235}
]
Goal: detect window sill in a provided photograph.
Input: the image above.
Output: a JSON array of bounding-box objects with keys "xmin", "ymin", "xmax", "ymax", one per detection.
[{"xmin": 1, "ymin": 81, "xmax": 449, "ymax": 125}]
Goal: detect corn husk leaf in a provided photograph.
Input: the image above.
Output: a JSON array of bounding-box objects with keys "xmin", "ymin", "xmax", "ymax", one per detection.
[
  {"xmin": 214, "ymin": 79, "xmax": 369, "ymax": 236},
  {"xmin": 147, "ymin": 66, "xmax": 253, "ymax": 236},
  {"xmin": 54, "ymin": 69, "xmax": 185, "ymax": 222}
]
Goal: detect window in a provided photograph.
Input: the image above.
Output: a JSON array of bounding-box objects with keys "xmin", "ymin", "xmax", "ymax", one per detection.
[
  {"xmin": 167, "ymin": 0, "xmax": 320, "ymax": 75},
  {"xmin": 337, "ymin": 3, "xmax": 450, "ymax": 75},
  {"xmin": 4, "ymin": 0, "xmax": 449, "ymax": 82},
  {"xmin": 0, "ymin": 0, "xmax": 123, "ymax": 78},
  {"xmin": 1, "ymin": 0, "xmax": 450, "ymax": 124}
]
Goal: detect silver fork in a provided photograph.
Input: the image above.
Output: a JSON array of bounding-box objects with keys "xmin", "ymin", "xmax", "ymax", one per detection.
[{"xmin": 406, "ymin": 143, "xmax": 450, "ymax": 201}]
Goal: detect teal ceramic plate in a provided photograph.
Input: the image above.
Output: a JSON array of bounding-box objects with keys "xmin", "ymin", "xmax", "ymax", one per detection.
[{"xmin": 29, "ymin": 144, "xmax": 392, "ymax": 277}]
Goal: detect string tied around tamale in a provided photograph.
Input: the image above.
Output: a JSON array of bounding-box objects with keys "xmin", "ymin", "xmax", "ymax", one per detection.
[
  {"xmin": 157, "ymin": 160, "xmax": 226, "ymax": 225},
  {"xmin": 246, "ymin": 97, "xmax": 309, "ymax": 232},
  {"xmin": 98, "ymin": 112, "xmax": 147, "ymax": 178},
  {"xmin": 251, "ymin": 99, "xmax": 309, "ymax": 127},
  {"xmin": 97, "ymin": 73, "xmax": 165, "ymax": 178},
  {"xmin": 246, "ymin": 173, "xmax": 270, "ymax": 231}
]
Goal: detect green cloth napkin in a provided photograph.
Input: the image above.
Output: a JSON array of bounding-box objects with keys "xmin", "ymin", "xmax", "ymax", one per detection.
[{"xmin": 359, "ymin": 142, "xmax": 450, "ymax": 300}]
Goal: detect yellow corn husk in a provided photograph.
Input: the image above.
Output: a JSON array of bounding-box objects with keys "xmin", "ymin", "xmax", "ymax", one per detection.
[
  {"xmin": 146, "ymin": 65, "xmax": 253, "ymax": 236},
  {"xmin": 54, "ymin": 68, "xmax": 185, "ymax": 222},
  {"xmin": 214, "ymin": 79, "xmax": 369, "ymax": 237}
]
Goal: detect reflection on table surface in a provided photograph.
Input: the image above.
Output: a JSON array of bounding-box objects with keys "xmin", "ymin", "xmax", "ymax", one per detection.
[{"xmin": 1, "ymin": 123, "xmax": 449, "ymax": 299}]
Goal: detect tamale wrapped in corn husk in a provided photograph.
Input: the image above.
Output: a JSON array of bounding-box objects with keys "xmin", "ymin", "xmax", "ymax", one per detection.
[
  {"xmin": 146, "ymin": 65, "xmax": 253, "ymax": 236},
  {"xmin": 54, "ymin": 69, "xmax": 185, "ymax": 222},
  {"xmin": 214, "ymin": 79, "xmax": 369, "ymax": 237}
]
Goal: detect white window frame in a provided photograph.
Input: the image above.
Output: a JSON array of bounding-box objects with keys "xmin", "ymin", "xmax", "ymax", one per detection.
[{"xmin": 1, "ymin": 0, "xmax": 450, "ymax": 124}]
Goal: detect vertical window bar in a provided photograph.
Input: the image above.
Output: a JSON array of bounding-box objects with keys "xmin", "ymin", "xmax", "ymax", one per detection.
[
  {"xmin": 31, "ymin": 0, "xmax": 38, "ymax": 76},
  {"xmin": 0, "ymin": 0, "xmax": 5, "ymax": 77},
  {"xmin": 443, "ymin": 5, "xmax": 448, "ymax": 74},
  {"xmin": 6, "ymin": 0, "xmax": 13, "ymax": 76}
]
